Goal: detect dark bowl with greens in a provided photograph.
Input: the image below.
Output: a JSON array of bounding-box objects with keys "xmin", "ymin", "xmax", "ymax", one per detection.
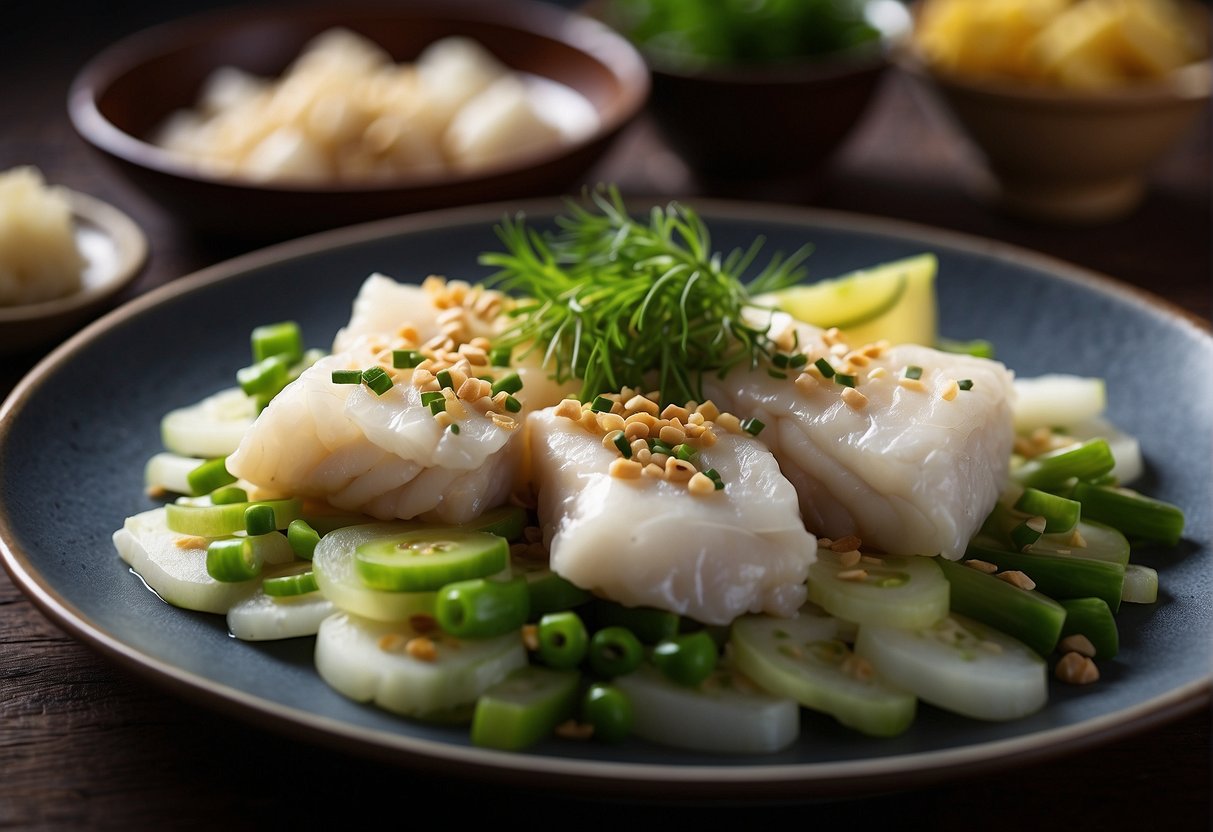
[{"xmin": 594, "ymin": 0, "xmax": 912, "ymax": 182}]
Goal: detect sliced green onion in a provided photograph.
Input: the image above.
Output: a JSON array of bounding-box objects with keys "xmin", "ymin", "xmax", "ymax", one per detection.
[
  {"xmin": 768, "ymin": 369, "xmax": 788, "ymax": 380},
  {"xmin": 1013, "ymin": 438, "xmax": 1115, "ymax": 491},
  {"xmin": 536, "ymin": 611, "xmax": 589, "ymax": 670},
  {"xmin": 613, "ymin": 433, "xmax": 632, "ymax": 458},
  {"xmin": 1014, "ymin": 488, "xmax": 1080, "ymax": 534},
  {"xmin": 435, "ymin": 576, "xmax": 530, "ymax": 639},
  {"xmin": 814, "ymin": 358, "xmax": 835, "ymax": 378},
  {"xmin": 209, "ymin": 486, "xmax": 248, "ymax": 505},
  {"xmin": 488, "ymin": 346, "xmax": 512, "ymax": 367},
  {"xmin": 590, "ymin": 395, "xmax": 613, "ymax": 413},
  {"xmin": 904, "ymin": 365, "xmax": 923, "ymax": 380},
  {"xmin": 957, "ymin": 379, "xmax": 974, "ymax": 391},
  {"xmin": 392, "ymin": 349, "xmax": 423, "ymax": 368},
  {"xmin": 1010, "ymin": 516, "xmax": 1047, "ymax": 551},
  {"xmin": 237, "ymin": 354, "xmax": 290, "ymax": 398},
  {"xmin": 587, "ymin": 626, "xmax": 644, "ymax": 678},
  {"xmin": 244, "ymin": 503, "xmax": 278, "ymax": 536},
  {"xmin": 491, "ymin": 372, "xmax": 523, "ymax": 396},
  {"xmin": 420, "ymin": 391, "xmax": 445, "ymax": 406},
  {"xmin": 165, "ymin": 498, "xmax": 303, "ymax": 538},
  {"xmin": 206, "ymin": 538, "xmax": 262, "ymax": 582},
  {"xmin": 741, "ymin": 417, "xmax": 765, "ymax": 437},
  {"xmin": 263, "ymin": 570, "xmax": 319, "ymax": 597},
  {"xmin": 428, "ymin": 397, "xmax": 447, "ymax": 415},
  {"xmin": 649, "ymin": 439, "xmax": 673, "ymax": 456},
  {"xmin": 186, "ymin": 457, "xmax": 236, "ymax": 498},
  {"xmin": 674, "ymin": 444, "xmax": 697, "ymax": 462},
  {"xmin": 772, "ymin": 353, "xmax": 791, "ymax": 369},
  {"xmin": 789, "ymin": 353, "xmax": 808, "ymax": 368},
  {"xmin": 436, "ymin": 370, "xmax": 455, "ymax": 390},
  {"xmin": 251, "ymin": 321, "xmax": 303, "ymax": 364},
  {"xmin": 836, "ymin": 374, "xmax": 856, "ymax": 388},
  {"xmin": 581, "ymin": 683, "xmax": 632, "ymax": 743},
  {"xmin": 937, "ymin": 337, "xmax": 995, "ymax": 359},
  {"xmin": 504, "ymin": 395, "xmax": 522, "ymax": 413},
  {"xmin": 361, "ymin": 366, "xmax": 393, "ymax": 396},
  {"xmin": 331, "ymin": 369, "xmax": 362, "ymax": 385},
  {"xmin": 1070, "ymin": 482, "xmax": 1185, "ymax": 546},
  {"xmin": 286, "ymin": 519, "xmax": 321, "ymax": 560},
  {"xmin": 449, "ymin": 423, "xmax": 461, "ymax": 434},
  {"xmin": 1058, "ymin": 597, "xmax": 1118, "ymax": 658},
  {"xmin": 651, "ymin": 631, "xmax": 718, "ymax": 687}
]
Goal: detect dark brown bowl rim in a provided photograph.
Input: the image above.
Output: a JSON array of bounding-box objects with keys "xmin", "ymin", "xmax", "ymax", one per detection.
[{"xmin": 67, "ymin": 0, "xmax": 651, "ymax": 195}]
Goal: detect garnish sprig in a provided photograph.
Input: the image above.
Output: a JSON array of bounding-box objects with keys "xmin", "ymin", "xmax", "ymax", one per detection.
[{"xmin": 479, "ymin": 187, "xmax": 811, "ymax": 405}]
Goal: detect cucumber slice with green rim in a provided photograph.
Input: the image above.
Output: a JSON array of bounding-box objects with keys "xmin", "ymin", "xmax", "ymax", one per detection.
[
  {"xmin": 113, "ymin": 507, "xmax": 260, "ymax": 614},
  {"xmin": 855, "ymin": 614, "xmax": 1048, "ymax": 722},
  {"xmin": 470, "ymin": 666, "xmax": 580, "ymax": 750},
  {"xmin": 160, "ymin": 386, "xmax": 258, "ymax": 458},
  {"xmin": 807, "ymin": 552, "xmax": 949, "ymax": 630},
  {"xmin": 314, "ymin": 611, "xmax": 527, "ymax": 719},
  {"xmin": 354, "ymin": 529, "xmax": 508, "ymax": 592},
  {"xmin": 1011, "ymin": 374, "xmax": 1106, "ymax": 433},
  {"xmin": 729, "ymin": 611, "xmax": 916, "ymax": 738},
  {"xmin": 613, "ymin": 662, "xmax": 799, "ymax": 754},
  {"xmin": 164, "ymin": 497, "xmax": 302, "ymax": 538},
  {"xmin": 312, "ymin": 523, "xmax": 441, "ymax": 622}
]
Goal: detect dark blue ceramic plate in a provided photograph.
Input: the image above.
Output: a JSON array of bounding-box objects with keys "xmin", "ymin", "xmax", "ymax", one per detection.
[{"xmin": 1, "ymin": 200, "xmax": 1209, "ymax": 799}]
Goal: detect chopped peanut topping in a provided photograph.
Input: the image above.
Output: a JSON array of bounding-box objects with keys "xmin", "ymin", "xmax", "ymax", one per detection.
[
  {"xmin": 1055, "ymin": 652, "xmax": 1100, "ymax": 685},
  {"xmin": 964, "ymin": 559, "xmax": 999, "ymax": 574},
  {"xmin": 609, "ymin": 458, "xmax": 643, "ymax": 479},
  {"xmin": 409, "ymin": 614, "xmax": 438, "ymax": 633},
  {"xmin": 841, "ymin": 387, "xmax": 868, "ymax": 410},
  {"xmin": 898, "ymin": 377, "xmax": 927, "ymax": 393},
  {"xmin": 837, "ymin": 569, "xmax": 869, "ymax": 582},
  {"xmin": 941, "ymin": 379, "xmax": 960, "ymax": 401},
  {"xmin": 1059, "ymin": 634, "xmax": 1096, "ymax": 658},
  {"xmin": 837, "ymin": 550, "xmax": 862, "ymax": 568},
  {"xmin": 997, "ymin": 570, "xmax": 1036, "ymax": 591},
  {"xmin": 687, "ymin": 472, "xmax": 717, "ymax": 495},
  {"xmin": 829, "ymin": 535, "xmax": 863, "ymax": 553},
  {"xmin": 521, "ymin": 624, "xmax": 539, "ymax": 651},
  {"xmin": 405, "ymin": 636, "xmax": 438, "ymax": 662},
  {"xmin": 555, "ymin": 720, "xmax": 595, "ymax": 740}
]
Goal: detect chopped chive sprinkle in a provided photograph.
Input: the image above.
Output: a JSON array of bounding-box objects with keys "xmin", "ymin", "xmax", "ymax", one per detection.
[
  {"xmin": 675, "ymin": 444, "xmax": 697, "ymax": 462},
  {"xmin": 649, "ymin": 439, "xmax": 673, "ymax": 455},
  {"xmin": 613, "ymin": 433, "xmax": 632, "ymax": 457},
  {"xmin": 244, "ymin": 503, "xmax": 277, "ymax": 536},
  {"xmin": 704, "ymin": 468, "xmax": 721, "ymax": 481},
  {"xmin": 428, "ymin": 398, "xmax": 447, "ymax": 415},
  {"xmin": 789, "ymin": 353, "xmax": 808, "ymax": 368},
  {"xmin": 836, "ymin": 374, "xmax": 857, "ymax": 388},
  {"xmin": 237, "ymin": 354, "xmax": 290, "ymax": 398},
  {"xmin": 362, "ymin": 366, "xmax": 393, "ymax": 396},
  {"xmin": 263, "ymin": 570, "xmax": 319, "ymax": 598},
  {"xmin": 768, "ymin": 369, "xmax": 788, "ymax": 379},
  {"xmin": 420, "ymin": 391, "xmax": 445, "ymax": 406},
  {"xmin": 905, "ymin": 365, "xmax": 923, "ymax": 380},
  {"xmin": 436, "ymin": 370, "xmax": 455, "ymax": 389},
  {"xmin": 392, "ymin": 349, "xmax": 423, "ymax": 368},
  {"xmin": 958, "ymin": 379, "xmax": 974, "ymax": 391},
  {"xmin": 590, "ymin": 395, "xmax": 614, "ymax": 413},
  {"xmin": 504, "ymin": 395, "xmax": 522, "ymax": 413},
  {"xmin": 331, "ymin": 369, "xmax": 362, "ymax": 384},
  {"xmin": 814, "ymin": 358, "xmax": 835, "ymax": 378},
  {"xmin": 449, "ymin": 423, "xmax": 461, "ymax": 434},
  {"xmin": 741, "ymin": 418, "xmax": 765, "ymax": 437},
  {"xmin": 488, "ymin": 346, "xmax": 512, "ymax": 366},
  {"xmin": 491, "ymin": 372, "xmax": 523, "ymax": 396},
  {"xmin": 772, "ymin": 353, "xmax": 791, "ymax": 369}
]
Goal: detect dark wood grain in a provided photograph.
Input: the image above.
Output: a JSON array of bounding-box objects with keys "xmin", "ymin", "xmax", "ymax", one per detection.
[{"xmin": 1, "ymin": 2, "xmax": 1209, "ymax": 828}]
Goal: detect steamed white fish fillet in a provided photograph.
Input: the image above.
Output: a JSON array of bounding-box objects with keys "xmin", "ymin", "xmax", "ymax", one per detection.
[
  {"xmin": 227, "ymin": 336, "xmax": 521, "ymax": 523},
  {"xmin": 332, "ymin": 272, "xmax": 578, "ymax": 409},
  {"xmin": 708, "ymin": 314, "xmax": 1014, "ymax": 559},
  {"xmin": 527, "ymin": 407, "xmax": 817, "ymax": 625}
]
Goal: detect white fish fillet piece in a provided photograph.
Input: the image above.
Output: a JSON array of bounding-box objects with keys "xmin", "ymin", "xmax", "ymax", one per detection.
[
  {"xmin": 708, "ymin": 313, "xmax": 1014, "ymax": 559},
  {"xmin": 227, "ymin": 336, "xmax": 520, "ymax": 523},
  {"xmin": 527, "ymin": 408, "xmax": 817, "ymax": 625}
]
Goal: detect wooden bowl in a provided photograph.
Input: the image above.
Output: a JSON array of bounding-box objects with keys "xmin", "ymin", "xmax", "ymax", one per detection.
[{"xmin": 68, "ymin": 0, "xmax": 649, "ymax": 241}]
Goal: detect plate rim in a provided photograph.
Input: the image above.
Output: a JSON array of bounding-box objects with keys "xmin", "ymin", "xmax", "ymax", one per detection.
[{"xmin": 2, "ymin": 197, "xmax": 1210, "ymax": 798}]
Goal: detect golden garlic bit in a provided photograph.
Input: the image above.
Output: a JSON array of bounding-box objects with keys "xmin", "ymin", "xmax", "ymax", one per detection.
[
  {"xmin": 555, "ymin": 390, "xmax": 738, "ymax": 495},
  {"xmin": 916, "ymin": 0, "xmax": 1205, "ymax": 90}
]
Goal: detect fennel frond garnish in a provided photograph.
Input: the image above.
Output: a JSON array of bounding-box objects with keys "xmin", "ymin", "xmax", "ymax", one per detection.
[{"xmin": 479, "ymin": 187, "xmax": 811, "ymax": 405}]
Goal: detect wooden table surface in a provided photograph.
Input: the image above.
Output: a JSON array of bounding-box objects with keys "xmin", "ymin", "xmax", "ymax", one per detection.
[{"xmin": 2, "ymin": 2, "xmax": 1210, "ymax": 828}]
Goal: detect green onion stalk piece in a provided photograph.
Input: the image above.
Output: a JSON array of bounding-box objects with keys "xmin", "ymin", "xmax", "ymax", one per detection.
[
  {"xmin": 361, "ymin": 366, "xmax": 393, "ymax": 396},
  {"xmin": 936, "ymin": 337, "xmax": 995, "ymax": 359},
  {"xmin": 936, "ymin": 558, "xmax": 1065, "ymax": 657},
  {"xmin": 251, "ymin": 321, "xmax": 303, "ymax": 364},
  {"xmin": 331, "ymin": 369, "xmax": 362, "ymax": 385},
  {"xmin": 286, "ymin": 519, "xmax": 321, "ymax": 560},
  {"xmin": 263, "ymin": 570, "xmax": 320, "ymax": 597},
  {"xmin": 435, "ymin": 576, "xmax": 530, "ymax": 639},
  {"xmin": 536, "ymin": 611, "xmax": 590, "ymax": 670},
  {"xmin": 206, "ymin": 538, "xmax": 263, "ymax": 583},
  {"xmin": 581, "ymin": 683, "xmax": 633, "ymax": 744},
  {"xmin": 186, "ymin": 457, "xmax": 237, "ymax": 498},
  {"xmin": 964, "ymin": 540, "xmax": 1124, "ymax": 611},
  {"xmin": 165, "ymin": 498, "xmax": 303, "ymax": 538},
  {"xmin": 1070, "ymin": 482, "xmax": 1185, "ymax": 547},
  {"xmin": 237, "ymin": 354, "xmax": 290, "ymax": 399},
  {"xmin": 650, "ymin": 630, "xmax": 719, "ymax": 687},
  {"xmin": 392, "ymin": 349, "xmax": 423, "ymax": 369},
  {"xmin": 1010, "ymin": 517, "xmax": 1047, "ymax": 551},
  {"xmin": 209, "ymin": 486, "xmax": 248, "ymax": 506},
  {"xmin": 470, "ymin": 666, "xmax": 580, "ymax": 751},
  {"xmin": 244, "ymin": 503, "xmax": 278, "ymax": 536},
  {"xmin": 491, "ymin": 372, "xmax": 523, "ymax": 396},
  {"xmin": 1012, "ymin": 438, "xmax": 1115, "ymax": 491},
  {"xmin": 1013, "ymin": 488, "xmax": 1081, "ymax": 534},
  {"xmin": 587, "ymin": 626, "xmax": 644, "ymax": 678},
  {"xmin": 1058, "ymin": 597, "xmax": 1118, "ymax": 658}
]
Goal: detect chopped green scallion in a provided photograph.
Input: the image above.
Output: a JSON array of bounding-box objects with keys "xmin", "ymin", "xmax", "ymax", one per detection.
[
  {"xmin": 488, "ymin": 346, "xmax": 512, "ymax": 366},
  {"xmin": 209, "ymin": 486, "xmax": 248, "ymax": 505},
  {"xmin": 491, "ymin": 373, "xmax": 524, "ymax": 396},
  {"xmin": 244, "ymin": 503, "xmax": 278, "ymax": 536},
  {"xmin": 958, "ymin": 379, "xmax": 974, "ymax": 391},
  {"xmin": 286, "ymin": 519, "xmax": 321, "ymax": 560},
  {"xmin": 674, "ymin": 444, "xmax": 697, "ymax": 462},
  {"xmin": 436, "ymin": 370, "xmax": 455, "ymax": 390},
  {"xmin": 590, "ymin": 395, "xmax": 614, "ymax": 413},
  {"xmin": 449, "ymin": 423, "xmax": 461, "ymax": 434},
  {"xmin": 361, "ymin": 366, "xmax": 393, "ymax": 396},
  {"xmin": 331, "ymin": 369, "xmax": 362, "ymax": 385},
  {"xmin": 428, "ymin": 398, "xmax": 447, "ymax": 415},
  {"xmin": 392, "ymin": 349, "xmax": 423, "ymax": 368},
  {"xmin": 251, "ymin": 321, "xmax": 303, "ymax": 364},
  {"xmin": 836, "ymin": 373, "xmax": 856, "ymax": 388},
  {"xmin": 772, "ymin": 353, "xmax": 790, "ymax": 369},
  {"xmin": 789, "ymin": 353, "xmax": 808, "ymax": 368},
  {"xmin": 187, "ymin": 457, "xmax": 236, "ymax": 498},
  {"xmin": 768, "ymin": 369, "xmax": 787, "ymax": 379},
  {"xmin": 741, "ymin": 418, "xmax": 765, "ymax": 437},
  {"xmin": 420, "ymin": 391, "xmax": 445, "ymax": 406},
  {"xmin": 613, "ymin": 433, "xmax": 632, "ymax": 457},
  {"xmin": 814, "ymin": 358, "xmax": 835, "ymax": 378},
  {"xmin": 263, "ymin": 570, "xmax": 319, "ymax": 597},
  {"xmin": 504, "ymin": 395, "xmax": 522, "ymax": 413},
  {"xmin": 905, "ymin": 365, "xmax": 923, "ymax": 380}
]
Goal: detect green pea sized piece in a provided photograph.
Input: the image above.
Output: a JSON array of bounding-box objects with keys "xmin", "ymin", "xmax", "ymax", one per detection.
[
  {"xmin": 587, "ymin": 626, "xmax": 644, "ymax": 678},
  {"xmin": 435, "ymin": 576, "xmax": 530, "ymax": 639},
  {"xmin": 582, "ymin": 683, "xmax": 633, "ymax": 744},
  {"xmin": 536, "ymin": 612, "xmax": 589, "ymax": 670},
  {"xmin": 651, "ymin": 630, "xmax": 719, "ymax": 687}
]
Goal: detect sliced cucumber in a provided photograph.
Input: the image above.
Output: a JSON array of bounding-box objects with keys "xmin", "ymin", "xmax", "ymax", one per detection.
[
  {"xmin": 613, "ymin": 662, "xmax": 799, "ymax": 754},
  {"xmin": 470, "ymin": 666, "xmax": 580, "ymax": 750},
  {"xmin": 729, "ymin": 611, "xmax": 916, "ymax": 737},
  {"xmin": 314, "ymin": 611, "xmax": 527, "ymax": 719},
  {"xmin": 855, "ymin": 614, "xmax": 1048, "ymax": 722},
  {"xmin": 354, "ymin": 529, "xmax": 508, "ymax": 592},
  {"xmin": 227, "ymin": 564, "xmax": 335, "ymax": 642},
  {"xmin": 1122, "ymin": 563, "xmax": 1159, "ymax": 604},
  {"xmin": 1012, "ymin": 374, "xmax": 1106, "ymax": 433},
  {"xmin": 312, "ymin": 523, "xmax": 440, "ymax": 622},
  {"xmin": 807, "ymin": 552, "xmax": 949, "ymax": 630},
  {"xmin": 112, "ymin": 508, "xmax": 259, "ymax": 614},
  {"xmin": 161, "ymin": 386, "xmax": 258, "ymax": 458}
]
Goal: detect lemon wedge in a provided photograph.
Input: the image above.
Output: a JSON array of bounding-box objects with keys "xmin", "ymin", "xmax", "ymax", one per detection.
[{"xmin": 761, "ymin": 253, "xmax": 938, "ymax": 347}]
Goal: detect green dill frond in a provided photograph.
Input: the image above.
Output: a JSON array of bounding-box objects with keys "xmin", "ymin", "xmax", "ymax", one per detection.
[{"xmin": 478, "ymin": 185, "xmax": 811, "ymax": 405}]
